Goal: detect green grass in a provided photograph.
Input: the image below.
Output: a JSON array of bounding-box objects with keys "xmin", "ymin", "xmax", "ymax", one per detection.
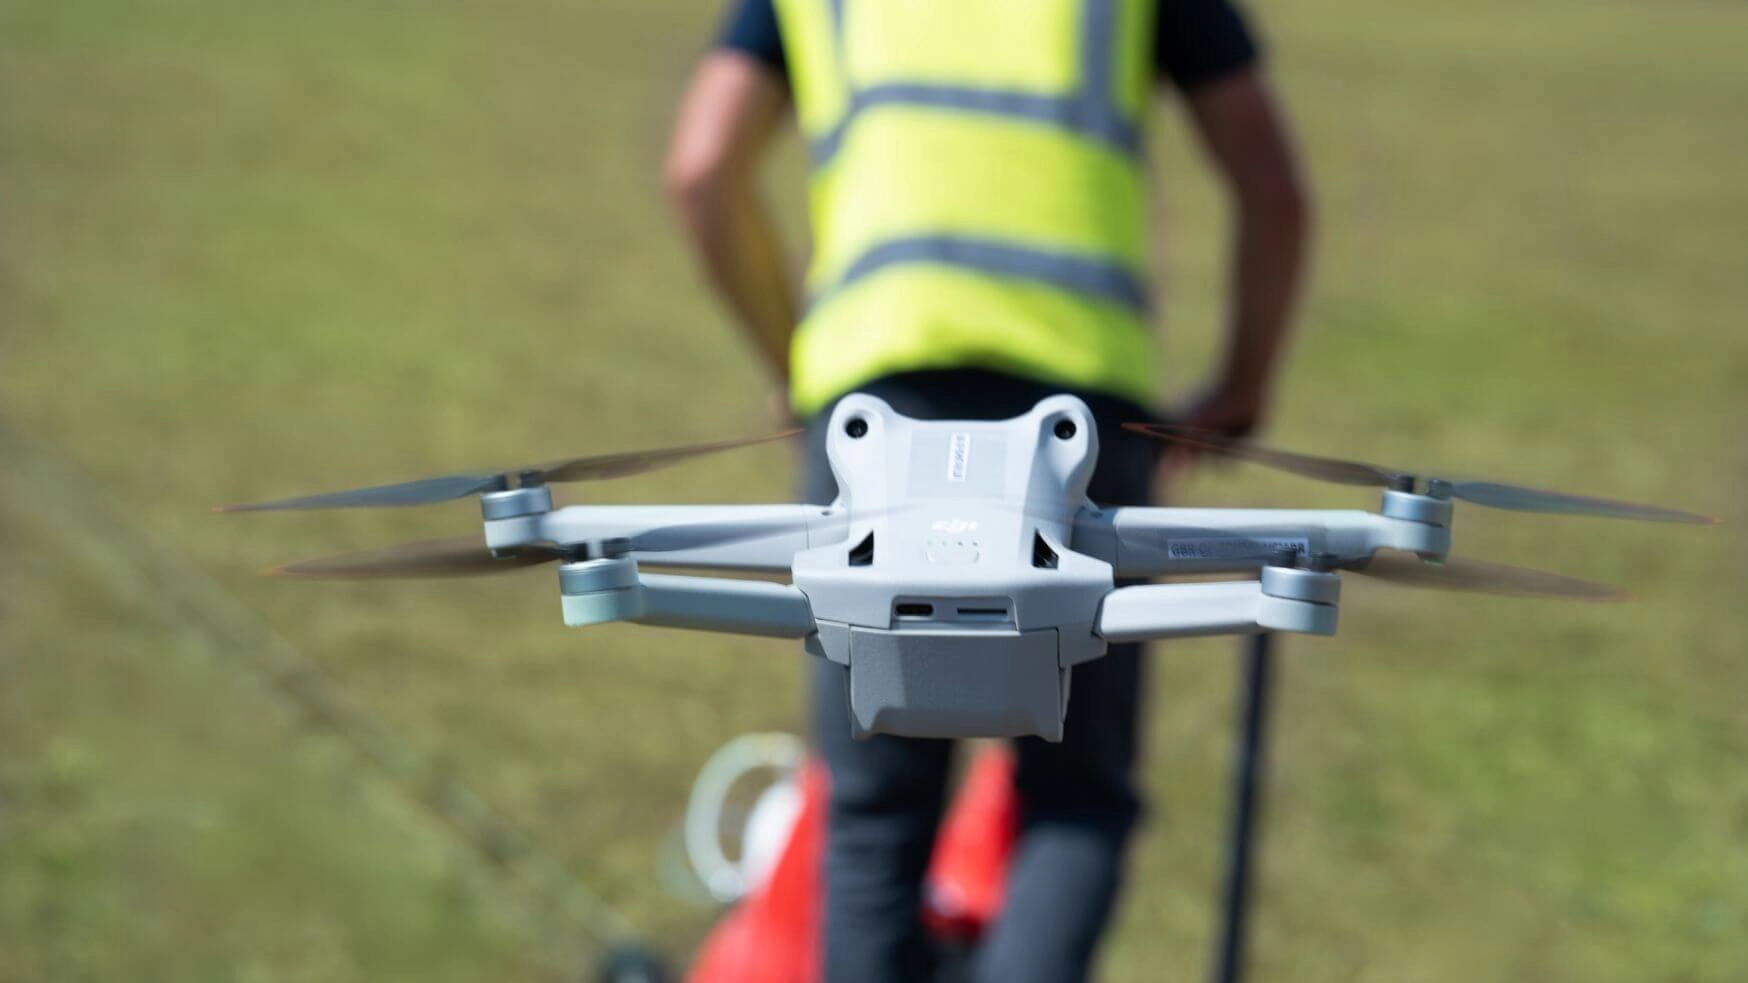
[{"xmin": 3, "ymin": 0, "xmax": 1745, "ymax": 979}]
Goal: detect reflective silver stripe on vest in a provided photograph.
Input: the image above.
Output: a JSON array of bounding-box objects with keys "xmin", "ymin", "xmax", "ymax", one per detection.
[
  {"xmin": 809, "ymin": 84, "xmax": 1141, "ymax": 165},
  {"xmin": 811, "ymin": 0, "xmax": 1137, "ymax": 167},
  {"xmin": 805, "ymin": 235, "xmax": 1149, "ymax": 315},
  {"xmin": 1079, "ymin": 0, "xmax": 1117, "ymax": 116}
]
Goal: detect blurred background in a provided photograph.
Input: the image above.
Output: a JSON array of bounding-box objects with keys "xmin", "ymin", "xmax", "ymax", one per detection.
[{"xmin": 2, "ymin": 0, "xmax": 1745, "ymax": 980}]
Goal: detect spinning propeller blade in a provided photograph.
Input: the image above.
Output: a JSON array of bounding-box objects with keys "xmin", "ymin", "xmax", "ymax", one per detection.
[
  {"xmin": 1431, "ymin": 481, "xmax": 1713, "ymax": 523},
  {"xmin": 267, "ymin": 536, "xmax": 554, "ymax": 579},
  {"xmin": 1347, "ymin": 553, "xmax": 1627, "ymax": 601},
  {"xmin": 219, "ymin": 429, "xmax": 802, "ymax": 512},
  {"xmin": 529, "ymin": 430, "xmax": 802, "ymax": 484},
  {"xmin": 220, "ymin": 474, "xmax": 510, "ymax": 513},
  {"xmin": 264, "ymin": 516, "xmax": 816, "ymax": 581},
  {"xmin": 1122, "ymin": 424, "xmax": 1716, "ymax": 523}
]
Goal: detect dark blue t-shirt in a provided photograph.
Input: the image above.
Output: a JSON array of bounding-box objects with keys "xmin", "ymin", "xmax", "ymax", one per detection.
[{"xmin": 718, "ymin": 0, "xmax": 1261, "ymax": 92}]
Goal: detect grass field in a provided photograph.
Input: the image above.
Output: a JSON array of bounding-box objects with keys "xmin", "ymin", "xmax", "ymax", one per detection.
[{"xmin": 2, "ymin": 0, "xmax": 1745, "ymax": 979}]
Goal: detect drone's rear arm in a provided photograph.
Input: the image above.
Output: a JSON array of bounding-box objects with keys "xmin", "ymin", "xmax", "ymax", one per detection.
[
  {"xmin": 1095, "ymin": 573, "xmax": 1339, "ymax": 642},
  {"xmin": 554, "ymin": 559, "xmax": 816, "ymax": 639},
  {"xmin": 633, "ymin": 574, "xmax": 816, "ymax": 638}
]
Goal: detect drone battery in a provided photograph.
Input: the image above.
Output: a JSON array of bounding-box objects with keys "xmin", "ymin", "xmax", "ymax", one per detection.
[{"xmin": 842, "ymin": 627, "xmax": 1067, "ymax": 741}]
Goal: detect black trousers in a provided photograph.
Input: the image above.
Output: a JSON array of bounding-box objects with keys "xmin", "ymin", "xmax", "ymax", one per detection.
[{"xmin": 800, "ymin": 370, "xmax": 1160, "ymax": 983}]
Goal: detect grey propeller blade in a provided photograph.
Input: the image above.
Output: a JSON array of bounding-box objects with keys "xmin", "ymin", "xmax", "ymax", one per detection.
[
  {"xmin": 1443, "ymin": 481, "xmax": 1714, "ymax": 524},
  {"xmin": 1122, "ymin": 423, "xmax": 1400, "ymax": 486},
  {"xmin": 219, "ymin": 474, "xmax": 509, "ymax": 512},
  {"xmin": 268, "ymin": 536, "xmax": 558, "ymax": 579},
  {"xmin": 1122, "ymin": 423, "xmax": 1716, "ymax": 524},
  {"xmin": 220, "ymin": 428, "xmax": 802, "ymax": 512},
  {"xmin": 1348, "ymin": 552, "xmax": 1628, "ymax": 601},
  {"xmin": 533, "ymin": 429, "xmax": 802, "ymax": 484}
]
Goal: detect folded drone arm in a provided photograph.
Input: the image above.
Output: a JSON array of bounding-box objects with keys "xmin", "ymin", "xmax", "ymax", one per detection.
[
  {"xmin": 1094, "ymin": 577, "xmax": 1338, "ymax": 642},
  {"xmin": 1079, "ymin": 507, "xmax": 1449, "ymax": 579},
  {"xmin": 1095, "ymin": 581, "xmax": 1268, "ymax": 641},
  {"xmin": 633, "ymin": 574, "xmax": 817, "ymax": 638}
]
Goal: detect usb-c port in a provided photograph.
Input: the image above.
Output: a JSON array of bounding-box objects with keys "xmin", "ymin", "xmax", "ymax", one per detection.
[{"xmin": 895, "ymin": 603, "xmax": 934, "ymax": 618}]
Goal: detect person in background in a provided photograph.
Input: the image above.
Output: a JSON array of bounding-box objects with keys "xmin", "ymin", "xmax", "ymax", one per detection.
[{"xmin": 666, "ymin": 1, "xmax": 1310, "ymax": 979}]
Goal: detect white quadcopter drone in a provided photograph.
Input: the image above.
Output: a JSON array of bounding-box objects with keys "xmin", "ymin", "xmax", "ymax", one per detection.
[{"xmin": 225, "ymin": 395, "xmax": 1714, "ymax": 742}]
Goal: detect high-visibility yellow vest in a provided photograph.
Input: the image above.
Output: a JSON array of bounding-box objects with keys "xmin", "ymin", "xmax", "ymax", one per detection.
[{"xmin": 775, "ymin": 0, "xmax": 1159, "ymax": 417}]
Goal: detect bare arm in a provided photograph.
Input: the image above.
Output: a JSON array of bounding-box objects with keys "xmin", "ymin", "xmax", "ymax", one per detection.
[
  {"xmin": 665, "ymin": 52, "xmax": 797, "ymax": 386},
  {"xmin": 1178, "ymin": 68, "xmax": 1312, "ymax": 437}
]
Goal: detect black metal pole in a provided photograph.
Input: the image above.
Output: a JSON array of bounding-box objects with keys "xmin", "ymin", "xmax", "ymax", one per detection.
[{"xmin": 1211, "ymin": 631, "xmax": 1276, "ymax": 983}]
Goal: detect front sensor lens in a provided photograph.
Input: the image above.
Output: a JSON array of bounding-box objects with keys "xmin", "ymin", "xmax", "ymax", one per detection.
[
  {"xmin": 845, "ymin": 417, "xmax": 868, "ymax": 438},
  {"xmin": 1053, "ymin": 419, "xmax": 1077, "ymax": 440}
]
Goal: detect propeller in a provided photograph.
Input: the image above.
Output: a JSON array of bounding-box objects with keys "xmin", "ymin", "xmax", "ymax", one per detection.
[
  {"xmin": 1345, "ymin": 552, "xmax": 1627, "ymax": 601},
  {"xmin": 1122, "ymin": 423, "xmax": 1716, "ymax": 524},
  {"xmin": 268, "ymin": 536, "xmax": 557, "ymax": 580},
  {"xmin": 219, "ymin": 429, "xmax": 802, "ymax": 512},
  {"xmin": 265, "ymin": 517, "xmax": 816, "ymax": 580}
]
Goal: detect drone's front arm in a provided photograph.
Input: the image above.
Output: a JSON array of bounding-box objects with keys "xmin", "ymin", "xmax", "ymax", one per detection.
[
  {"xmin": 557, "ymin": 563, "xmax": 818, "ymax": 638},
  {"xmin": 1078, "ymin": 506, "xmax": 1450, "ymax": 578},
  {"xmin": 1095, "ymin": 573, "xmax": 1339, "ymax": 643},
  {"xmin": 633, "ymin": 574, "xmax": 816, "ymax": 638}
]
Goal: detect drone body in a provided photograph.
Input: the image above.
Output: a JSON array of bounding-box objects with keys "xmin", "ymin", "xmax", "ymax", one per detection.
[
  {"xmin": 799, "ymin": 394, "xmax": 1115, "ymax": 741},
  {"xmin": 231, "ymin": 396, "xmax": 1710, "ymax": 742}
]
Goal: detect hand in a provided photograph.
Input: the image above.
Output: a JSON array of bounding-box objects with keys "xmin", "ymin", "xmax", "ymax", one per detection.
[
  {"xmin": 1158, "ymin": 379, "xmax": 1271, "ymax": 485},
  {"xmin": 1177, "ymin": 378, "xmax": 1269, "ymax": 439}
]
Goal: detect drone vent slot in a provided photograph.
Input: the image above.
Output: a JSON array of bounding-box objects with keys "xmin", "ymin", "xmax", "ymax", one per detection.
[
  {"xmin": 848, "ymin": 531, "xmax": 874, "ymax": 567},
  {"xmin": 1032, "ymin": 532, "xmax": 1059, "ymax": 570}
]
